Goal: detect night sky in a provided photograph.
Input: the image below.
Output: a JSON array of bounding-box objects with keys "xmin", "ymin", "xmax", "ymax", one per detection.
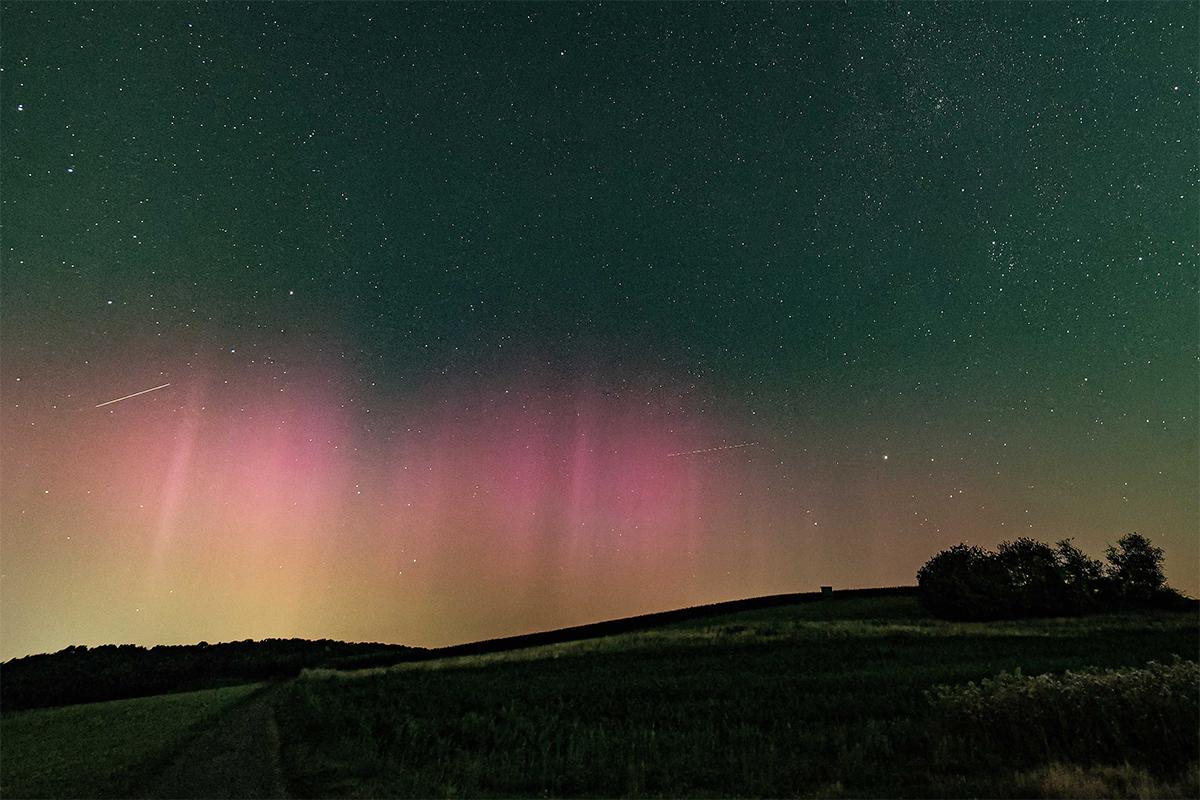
[{"xmin": 2, "ymin": 2, "xmax": 1196, "ymax": 661}]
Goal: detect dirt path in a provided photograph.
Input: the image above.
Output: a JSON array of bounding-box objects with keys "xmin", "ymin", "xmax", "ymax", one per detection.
[{"xmin": 138, "ymin": 692, "xmax": 288, "ymax": 799}]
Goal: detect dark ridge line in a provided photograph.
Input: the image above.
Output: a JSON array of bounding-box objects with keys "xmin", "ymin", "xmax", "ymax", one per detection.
[{"xmin": 420, "ymin": 585, "xmax": 919, "ymax": 661}]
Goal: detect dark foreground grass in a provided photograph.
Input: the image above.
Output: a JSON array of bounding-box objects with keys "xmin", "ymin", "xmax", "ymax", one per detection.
[
  {"xmin": 0, "ymin": 682, "xmax": 264, "ymax": 799},
  {"xmin": 273, "ymin": 596, "xmax": 1199, "ymax": 798}
]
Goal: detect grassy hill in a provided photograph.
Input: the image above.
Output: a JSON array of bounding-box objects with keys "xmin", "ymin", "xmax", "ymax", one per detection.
[
  {"xmin": 3, "ymin": 592, "xmax": 1196, "ymax": 798},
  {"xmin": 276, "ymin": 594, "xmax": 1198, "ymax": 798}
]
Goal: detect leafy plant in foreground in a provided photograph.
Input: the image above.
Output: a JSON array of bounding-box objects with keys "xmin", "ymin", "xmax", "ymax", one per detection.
[{"xmin": 926, "ymin": 657, "xmax": 1200, "ymax": 776}]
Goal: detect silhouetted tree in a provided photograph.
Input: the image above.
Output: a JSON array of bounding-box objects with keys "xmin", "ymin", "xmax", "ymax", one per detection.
[
  {"xmin": 917, "ymin": 533, "xmax": 1187, "ymax": 621},
  {"xmin": 1054, "ymin": 538, "xmax": 1105, "ymax": 612},
  {"xmin": 917, "ymin": 544, "xmax": 1009, "ymax": 620},
  {"xmin": 1105, "ymin": 532, "xmax": 1166, "ymax": 604},
  {"xmin": 995, "ymin": 538, "xmax": 1068, "ymax": 617}
]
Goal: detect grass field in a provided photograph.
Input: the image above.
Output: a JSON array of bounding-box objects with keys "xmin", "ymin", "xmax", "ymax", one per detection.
[
  {"xmin": 0, "ymin": 682, "xmax": 265, "ymax": 799},
  {"xmin": 274, "ymin": 596, "xmax": 1199, "ymax": 798},
  {"xmin": 2, "ymin": 596, "xmax": 1195, "ymax": 798}
]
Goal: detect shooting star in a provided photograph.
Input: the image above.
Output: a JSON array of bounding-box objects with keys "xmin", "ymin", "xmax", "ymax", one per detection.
[
  {"xmin": 95, "ymin": 383, "xmax": 171, "ymax": 408},
  {"xmin": 666, "ymin": 441, "xmax": 761, "ymax": 458}
]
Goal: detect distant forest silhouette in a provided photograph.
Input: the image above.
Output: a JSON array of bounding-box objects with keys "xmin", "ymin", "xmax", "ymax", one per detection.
[
  {"xmin": 918, "ymin": 533, "xmax": 1192, "ymax": 621},
  {"xmin": 0, "ymin": 639, "xmax": 421, "ymax": 712}
]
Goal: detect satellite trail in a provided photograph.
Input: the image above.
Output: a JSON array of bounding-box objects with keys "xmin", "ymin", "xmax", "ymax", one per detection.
[
  {"xmin": 95, "ymin": 383, "xmax": 171, "ymax": 408},
  {"xmin": 666, "ymin": 441, "xmax": 761, "ymax": 458}
]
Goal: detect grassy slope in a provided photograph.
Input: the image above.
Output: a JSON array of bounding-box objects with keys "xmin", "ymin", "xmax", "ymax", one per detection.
[
  {"xmin": 0, "ymin": 682, "xmax": 264, "ymax": 799},
  {"xmin": 274, "ymin": 596, "xmax": 1199, "ymax": 798}
]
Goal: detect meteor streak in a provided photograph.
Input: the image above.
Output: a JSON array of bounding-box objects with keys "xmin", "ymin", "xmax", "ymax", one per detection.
[
  {"xmin": 95, "ymin": 383, "xmax": 171, "ymax": 408},
  {"xmin": 666, "ymin": 441, "xmax": 761, "ymax": 458}
]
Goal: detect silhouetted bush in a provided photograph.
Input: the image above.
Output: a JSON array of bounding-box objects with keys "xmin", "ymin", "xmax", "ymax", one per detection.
[
  {"xmin": 995, "ymin": 538, "xmax": 1070, "ymax": 617},
  {"xmin": 1105, "ymin": 532, "xmax": 1167, "ymax": 604},
  {"xmin": 916, "ymin": 544, "xmax": 1008, "ymax": 620},
  {"xmin": 1054, "ymin": 538, "xmax": 1106, "ymax": 613},
  {"xmin": 918, "ymin": 533, "xmax": 1186, "ymax": 621}
]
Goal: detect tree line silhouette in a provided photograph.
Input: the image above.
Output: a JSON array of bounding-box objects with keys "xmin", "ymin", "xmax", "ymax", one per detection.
[
  {"xmin": 917, "ymin": 532, "xmax": 1190, "ymax": 621},
  {"xmin": 0, "ymin": 638, "xmax": 422, "ymax": 712}
]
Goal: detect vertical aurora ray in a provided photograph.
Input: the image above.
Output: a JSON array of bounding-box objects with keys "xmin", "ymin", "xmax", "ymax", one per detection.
[{"xmin": 149, "ymin": 383, "xmax": 204, "ymax": 569}]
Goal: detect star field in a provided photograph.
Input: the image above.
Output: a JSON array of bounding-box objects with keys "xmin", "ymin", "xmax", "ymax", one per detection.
[{"xmin": 1, "ymin": 2, "xmax": 1195, "ymax": 660}]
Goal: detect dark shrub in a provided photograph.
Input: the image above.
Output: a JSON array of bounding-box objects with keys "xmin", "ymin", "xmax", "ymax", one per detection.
[
  {"xmin": 917, "ymin": 534, "xmax": 1187, "ymax": 621},
  {"xmin": 1054, "ymin": 538, "xmax": 1106, "ymax": 612},
  {"xmin": 1105, "ymin": 532, "xmax": 1166, "ymax": 604},
  {"xmin": 917, "ymin": 544, "xmax": 1009, "ymax": 620},
  {"xmin": 995, "ymin": 538, "xmax": 1069, "ymax": 617}
]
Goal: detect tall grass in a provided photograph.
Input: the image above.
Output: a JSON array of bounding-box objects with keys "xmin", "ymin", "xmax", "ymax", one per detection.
[{"xmin": 272, "ymin": 597, "xmax": 1198, "ymax": 798}]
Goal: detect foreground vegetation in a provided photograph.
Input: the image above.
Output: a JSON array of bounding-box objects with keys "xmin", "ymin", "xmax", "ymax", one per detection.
[
  {"xmin": 274, "ymin": 595, "xmax": 1198, "ymax": 798},
  {"xmin": 3, "ymin": 594, "xmax": 1194, "ymax": 798},
  {"xmin": 927, "ymin": 659, "xmax": 1198, "ymax": 777},
  {"xmin": 0, "ymin": 683, "xmax": 264, "ymax": 799}
]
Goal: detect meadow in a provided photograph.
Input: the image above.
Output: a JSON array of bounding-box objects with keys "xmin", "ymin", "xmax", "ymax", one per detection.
[
  {"xmin": 274, "ymin": 595, "xmax": 1199, "ymax": 798},
  {"xmin": 0, "ymin": 682, "xmax": 264, "ymax": 799},
  {"xmin": 2, "ymin": 594, "xmax": 1195, "ymax": 798}
]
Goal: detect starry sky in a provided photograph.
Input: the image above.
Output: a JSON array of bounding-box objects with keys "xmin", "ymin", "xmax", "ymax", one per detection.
[{"xmin": 2, "ymin": 2, "xmax": 1196, "ymax": 661}]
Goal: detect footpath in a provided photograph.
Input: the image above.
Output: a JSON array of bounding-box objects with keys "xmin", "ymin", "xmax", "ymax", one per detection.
[{"xmin": 137, "ymin": 692, "xmax": 288, "ymax": 799}]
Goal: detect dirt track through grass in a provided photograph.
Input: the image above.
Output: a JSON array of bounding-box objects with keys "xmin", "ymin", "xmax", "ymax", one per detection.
[
  {"xmin": 138, "ymin": 692, "xmax": 287, "ymax": 799},
  {"xmin": 0, "ymin": 683, "xmax": 264, "ymax": 799}
]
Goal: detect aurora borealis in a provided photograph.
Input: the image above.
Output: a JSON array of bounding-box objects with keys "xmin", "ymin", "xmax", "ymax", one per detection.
[{"xmin": 2, "ymin": 2, "xmax": 1195, "ymax": 661}]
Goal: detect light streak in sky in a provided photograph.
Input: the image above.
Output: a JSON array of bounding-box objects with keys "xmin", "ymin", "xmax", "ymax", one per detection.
[
  {"xmin": 95, "ymin": 383, "xmax": 171, "ymax": 408},
  {"xmin": 666, "ymin": 441, "xmax": 761, "ymax": 458}
]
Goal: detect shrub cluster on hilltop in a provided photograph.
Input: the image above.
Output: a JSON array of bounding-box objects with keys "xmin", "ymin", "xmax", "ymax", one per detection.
[{"xmin": 917, "ymin": 533, "xmax": 1189, "ymax": 621}]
